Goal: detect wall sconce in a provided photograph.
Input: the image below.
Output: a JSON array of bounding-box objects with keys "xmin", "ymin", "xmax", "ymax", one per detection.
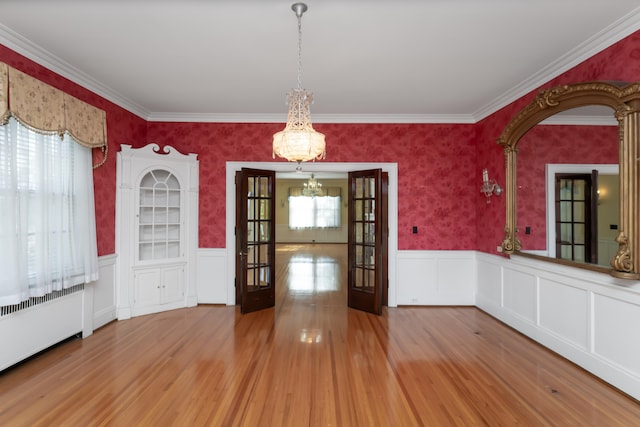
[{"xmin": 481, "ymin": 168, "xmax": 502, "ymax": 203}]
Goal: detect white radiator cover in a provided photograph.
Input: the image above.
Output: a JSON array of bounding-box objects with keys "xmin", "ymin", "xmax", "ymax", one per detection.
[{"xmin": 0, "ymin": 291, "xmax": 83, "ymax": 371}]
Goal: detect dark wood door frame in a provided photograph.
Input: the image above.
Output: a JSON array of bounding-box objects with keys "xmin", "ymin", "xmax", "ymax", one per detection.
[{"xmin": 226, "ymin": 162, "xmax": 398, "ymax": 308}]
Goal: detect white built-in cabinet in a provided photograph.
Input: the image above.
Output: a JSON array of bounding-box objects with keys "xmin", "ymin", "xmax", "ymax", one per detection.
[{"xmin": 116, "ymin": 144, "xmax": 198, "ymax": 319}]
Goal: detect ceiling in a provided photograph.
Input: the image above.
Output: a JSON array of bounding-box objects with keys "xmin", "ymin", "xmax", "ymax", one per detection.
[{"xmin": 1, "ymin": 1, "xmax": 639, "ymax": 124}]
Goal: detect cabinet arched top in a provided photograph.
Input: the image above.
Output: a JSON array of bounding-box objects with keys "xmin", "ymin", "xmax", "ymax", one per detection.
[
  {"xmin": 118, "ymin": 143, "xmax": 199, "ymax": 191},
  {"xmin": 140, "ymin": 169, "xmax": 181, "ymax": 190},
  {"xmin": 120, "ymin": 144, "xmax": 198, "ymax": 163}
]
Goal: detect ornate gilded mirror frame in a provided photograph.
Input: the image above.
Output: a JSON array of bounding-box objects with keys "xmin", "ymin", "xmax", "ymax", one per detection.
[{"xmin": 497, "ymin": 81, "xmax": 640, "ymax": 279}]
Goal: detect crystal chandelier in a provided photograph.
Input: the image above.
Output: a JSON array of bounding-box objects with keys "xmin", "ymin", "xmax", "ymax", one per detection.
[
  {"xmin": 273, "ymin": 2, "xmax": 326, "ymax": 168},
  {"xmin": 302, "ymin": 174, "xmax": 323, "ymax": 197}
]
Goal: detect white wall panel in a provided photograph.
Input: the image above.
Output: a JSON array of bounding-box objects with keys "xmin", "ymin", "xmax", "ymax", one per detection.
[
  {"xmin": 397, "ymin": 255, "xmax": 437, "ymax": 305},
  {"xmin": 92, "ymin": 254, "xmax": 117, "ymax": 330},
  {"xmin": 539, "ymin": 279, "xmax": 588, "ymax": 350},
  {"xmin": 593, "ymin": 293, "xmax": 640, "ymax": 377},
  {"xmin": 477, "ymin": 260, "xmax": 502, "ymax": 305},
  {"xmin": 503, "ymin": 267, "xmax": 537, "ymax": 323},
  {"xmin": 196, "ymin": 248, "xmax": 228, "ymax": 304},
  {"xmin": 437, "ymin": 257, "xmax": 475, "ymax": 304},
  {"xmin": 396, "ymin": 251, "xmax": 475, "ymax": 305}
]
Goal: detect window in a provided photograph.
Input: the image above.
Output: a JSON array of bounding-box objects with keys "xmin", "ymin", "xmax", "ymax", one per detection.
[
  {"xmin": 0, "ymin": 117, "xmax": 98, "ymax": 306},
  {"xmin": 289, "ymin": 194, "xmax": 341, "ymax": 229}
]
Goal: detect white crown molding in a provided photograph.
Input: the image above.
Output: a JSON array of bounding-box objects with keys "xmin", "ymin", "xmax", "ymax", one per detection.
[
  {"xmin": 472, "ymin": 7, "xmax": 640, "ymax": 122},
  {"xmin": 0, "ymin": 23, "xmax": 150, "ymax": 120},
  {"xmin": 146, "ymin": 112, "xmax": 477, "ymax": 124}
]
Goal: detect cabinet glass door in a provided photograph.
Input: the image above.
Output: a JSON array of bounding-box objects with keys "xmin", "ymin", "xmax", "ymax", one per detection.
[{"xmin": 138, "ymin": 169, "xmax": 181, "ymax": 261}]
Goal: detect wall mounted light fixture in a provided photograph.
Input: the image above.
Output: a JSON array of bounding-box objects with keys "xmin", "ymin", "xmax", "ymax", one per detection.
[{"xmin": 481, "ymin": 168, "xmax": 502, "ymax": 202}]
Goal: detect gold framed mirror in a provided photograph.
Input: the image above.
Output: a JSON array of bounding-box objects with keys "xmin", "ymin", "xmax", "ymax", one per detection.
[{"xmin": 498, "ymin": 81, "xmax": 640, "ymax": 279}]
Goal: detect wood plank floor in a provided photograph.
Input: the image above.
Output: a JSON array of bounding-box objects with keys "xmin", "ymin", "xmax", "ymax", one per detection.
[{"xmin": 1, "ymin": 243, "xmax": 639, "ymax": 426}]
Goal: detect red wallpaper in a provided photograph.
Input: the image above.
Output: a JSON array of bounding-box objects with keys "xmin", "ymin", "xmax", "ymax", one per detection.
[
  {"xmin": 2, "ymin": 28, "xmax": 640, "ymax": 256},
  {"xmin": 146, "ymin": 123, "xmax": 479, "ymax": 250}
]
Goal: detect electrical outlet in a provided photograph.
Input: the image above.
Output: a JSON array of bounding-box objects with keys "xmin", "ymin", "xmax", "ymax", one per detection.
[{"xmin": 496, "ymin": 245, "xmax": 503, "ymax": 253}]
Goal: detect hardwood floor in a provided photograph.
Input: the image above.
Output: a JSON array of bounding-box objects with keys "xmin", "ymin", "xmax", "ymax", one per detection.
[{"xmin": 1, "ymin": 243, "xmax": 639, "ymax": 426}]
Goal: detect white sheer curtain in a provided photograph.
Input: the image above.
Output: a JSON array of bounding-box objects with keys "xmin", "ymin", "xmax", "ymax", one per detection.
[
  {"xmin": 0, "ymin": 117, "xmax": 98, "ymax": 306},
  {"xmin": 289, "ymin": 195, "xmax": 341, "ymax": 229}
]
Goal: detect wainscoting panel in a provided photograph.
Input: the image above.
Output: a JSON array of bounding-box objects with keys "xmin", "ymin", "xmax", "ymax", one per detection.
[
  {"xmin": 93, "ymin": 254, "xmax": 117, "ymax": 330},
  {"xmin": 503, "ymin": 267, "xmax": 537, "ymax": 324},
  {"xmin": 593, "ymin": 293, "xmax": 640, "ymax": 377},
  {"xmin": 477, "ymin": 259, "xmax": 502, "ymax": 304},
  {"xmin": 539, "ymin": 278, "xmax": 589, "ymax": 350},
  {"xmin": 196, "ymin": 248, "xmax": 228, "ymax": 304},
  {"xmin": 396, "ymin": 251, "xmax": 475, "ymax": 305},
  {"xmin": 476, "ymin": 252, "xmax": 640, "ymax": 400}
]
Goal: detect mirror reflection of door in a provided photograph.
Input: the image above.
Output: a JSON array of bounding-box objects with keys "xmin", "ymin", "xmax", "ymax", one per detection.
[
  {"xmin": 555, "ymin": 171, "xmax": 598, "ymax": 264},
  {"xmin": 347, "ymin": 169, "xmax": 388, "ymax": 315},
  {"xmin": 235, "ymin": 168, "xmax": 276, "ymax": 314},
  {"xmin": 514, "ymin": 104, "xmax": 618, "ymax": 265}
]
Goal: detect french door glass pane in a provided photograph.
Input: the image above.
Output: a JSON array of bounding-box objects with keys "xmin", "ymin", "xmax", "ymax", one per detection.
[
  {"xmin": 560, "ymin": 223, "xmax": 572, "ymax": 242},
  {"xmin": 574, "ymin": 224, "xmax": 585, "ymax": 245},
  {"xmin": 573, "ymin": 202, "xmax": 585, "ymax": 222},
  {"xmin": 560, "ymin": 201, "xmax": 572, "ymax": 221},
  {"xmin": 573, "ymin": 181, "xmax": 586, "ymax": 199}
]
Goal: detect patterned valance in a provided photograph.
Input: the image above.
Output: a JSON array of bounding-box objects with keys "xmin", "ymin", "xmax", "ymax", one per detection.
[
  {"xmin": 289, "ymin": 187, "xmax": 342, "ymax": 197},
  {"xmin": 0, "ymin": 62, "xmax": 107, "ymax": 150}
]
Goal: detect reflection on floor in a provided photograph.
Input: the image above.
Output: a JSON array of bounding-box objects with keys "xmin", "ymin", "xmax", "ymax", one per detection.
[
  {"xmin": 275, "ymin": 242, "xmax": 347, "ymax": 306},
  {"xmin": 283, "ymin": 252, "xmax": 340, "ymax": 293},
  {"xmin": 276, "ymin": 244, "xmax": 346, "ymax": 290}
]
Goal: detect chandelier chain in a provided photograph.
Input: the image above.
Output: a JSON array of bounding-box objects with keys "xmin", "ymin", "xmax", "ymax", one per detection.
[{"xmin": 297, "ymin": 13, "xmax": 303, "ymax": 90}]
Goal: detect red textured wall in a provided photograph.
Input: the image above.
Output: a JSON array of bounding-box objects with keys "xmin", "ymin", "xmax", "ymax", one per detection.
[
  {"xmin": 146, "ymin": 122, "xmax": 478, "ymax": 250},
  {"xmin": 2, "ymin": 28, "xmax": 640, "ymax": 256}
]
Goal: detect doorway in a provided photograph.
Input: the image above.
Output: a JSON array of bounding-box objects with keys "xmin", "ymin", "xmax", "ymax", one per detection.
[{"xmin": 226, "ymin": 162, "xmax": 398, "ymax": 308}]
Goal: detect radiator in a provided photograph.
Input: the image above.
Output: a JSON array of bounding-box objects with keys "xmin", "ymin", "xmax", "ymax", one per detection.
[{"xmin": 0, "ymin": 285, "xmax": 84, "ymax": 371}]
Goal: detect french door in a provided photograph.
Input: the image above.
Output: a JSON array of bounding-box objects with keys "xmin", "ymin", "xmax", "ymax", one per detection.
[
  {"xmin": 235, "ymin": 168, "xmax": 276, "ymax": 313},
  {"xmin": 235, "ymin": 167, "xmax": 387, "ymax": 314},
  {"xmin": 347, "ymin": 169, "xmax": 388, "ymax": 315}
]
